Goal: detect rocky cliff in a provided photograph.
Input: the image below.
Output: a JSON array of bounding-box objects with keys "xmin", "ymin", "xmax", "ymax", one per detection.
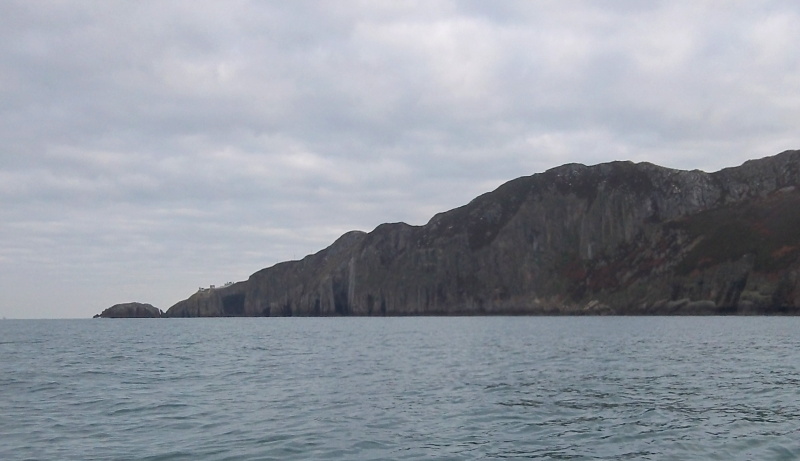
[
  {"xmin": 166, "ymin": 150, "xmax": 800, "ymax": 317},
  {"xmin": 94, "ymin": 302, "xmax": 163, "ymax": 318}
]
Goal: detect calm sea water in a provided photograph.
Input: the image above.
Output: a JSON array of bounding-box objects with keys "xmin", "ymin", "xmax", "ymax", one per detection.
[{"xmin": 1, "ymin": 317, "xmax": 798, "ymax": 460}]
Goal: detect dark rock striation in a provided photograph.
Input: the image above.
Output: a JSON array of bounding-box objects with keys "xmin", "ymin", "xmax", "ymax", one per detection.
[
  {"xmin": 165, "ymin": 150, "xmax": 800, "ymax": 317},
  {"xmin": 94, "ymin": 302, "xmax": 163, "ymax": 318}
]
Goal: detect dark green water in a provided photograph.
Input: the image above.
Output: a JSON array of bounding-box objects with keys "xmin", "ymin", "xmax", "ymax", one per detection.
[{"xmin": 1, "ymin": 317, "xmax": 798, "ymax": 460}]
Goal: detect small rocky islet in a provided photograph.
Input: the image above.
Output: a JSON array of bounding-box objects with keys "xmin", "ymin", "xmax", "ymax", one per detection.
[
  {"xmin": 97, "ymin": 150, "xmax": 800, "ymax": 318},
  {"xmin": 94, "ymin": 302, "xmax": 163, "ymax": 318}
]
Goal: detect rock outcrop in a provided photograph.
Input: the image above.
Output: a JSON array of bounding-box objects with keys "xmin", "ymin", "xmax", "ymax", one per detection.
[
  {"xmin": 94, "ymin": 302, "xmax": 163, "ymax": 318},
  {"xmin": 166, "ymin": 149, "xmax": 800, "ymax": 317}
]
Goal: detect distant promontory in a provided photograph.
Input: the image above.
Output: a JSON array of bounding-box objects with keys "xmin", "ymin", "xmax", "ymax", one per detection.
[{"xmin": 119, "ymin": 150, "xmax": 800, "ymax": 317}]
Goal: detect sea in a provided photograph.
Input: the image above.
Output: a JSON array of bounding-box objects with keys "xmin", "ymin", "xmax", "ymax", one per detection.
[{"xmin": 1, "ymin": 317, "xmax": 798, "ymax": 460}]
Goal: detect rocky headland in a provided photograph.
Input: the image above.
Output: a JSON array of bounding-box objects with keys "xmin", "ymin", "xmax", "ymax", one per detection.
[
  {"xmin": 94, "ymin": 302, "xmax": 163, "ymax": 318},
  {"xmin": 162, "ymin": 149, "xmax": 800, "ymax": 317}
]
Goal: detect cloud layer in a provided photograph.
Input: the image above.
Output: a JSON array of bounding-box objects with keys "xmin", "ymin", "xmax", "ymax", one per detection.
[{"xmin": 2, "ymin": 1, "xmax": 799, "ymax": 317}]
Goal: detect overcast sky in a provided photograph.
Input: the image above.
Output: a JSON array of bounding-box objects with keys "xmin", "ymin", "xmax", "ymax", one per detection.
[{"xmin": 2, "ymin": 1, "xmax": 799, "ymax": 318}]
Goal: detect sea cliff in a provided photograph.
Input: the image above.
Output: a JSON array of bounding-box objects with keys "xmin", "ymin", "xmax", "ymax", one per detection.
[{"xmin": 165, "ymin": 150, "xmax": 800, "ymax": 316}]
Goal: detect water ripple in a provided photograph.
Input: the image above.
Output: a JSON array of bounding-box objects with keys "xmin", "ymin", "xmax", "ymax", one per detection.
[{"xmin": 1, "ymin": 317, "xmax": 799, "ymax": 460}]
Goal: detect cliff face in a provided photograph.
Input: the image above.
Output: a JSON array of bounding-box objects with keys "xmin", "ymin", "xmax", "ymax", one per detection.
[{"xmin": 165, "ymin": 150, "xmax": 800, "ymax": 316}]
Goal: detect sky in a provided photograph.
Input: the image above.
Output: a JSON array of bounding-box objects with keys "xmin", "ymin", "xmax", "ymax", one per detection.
[{"xmin": 2, "ymin": 1, "xmax": 799, "ymax": 318}]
